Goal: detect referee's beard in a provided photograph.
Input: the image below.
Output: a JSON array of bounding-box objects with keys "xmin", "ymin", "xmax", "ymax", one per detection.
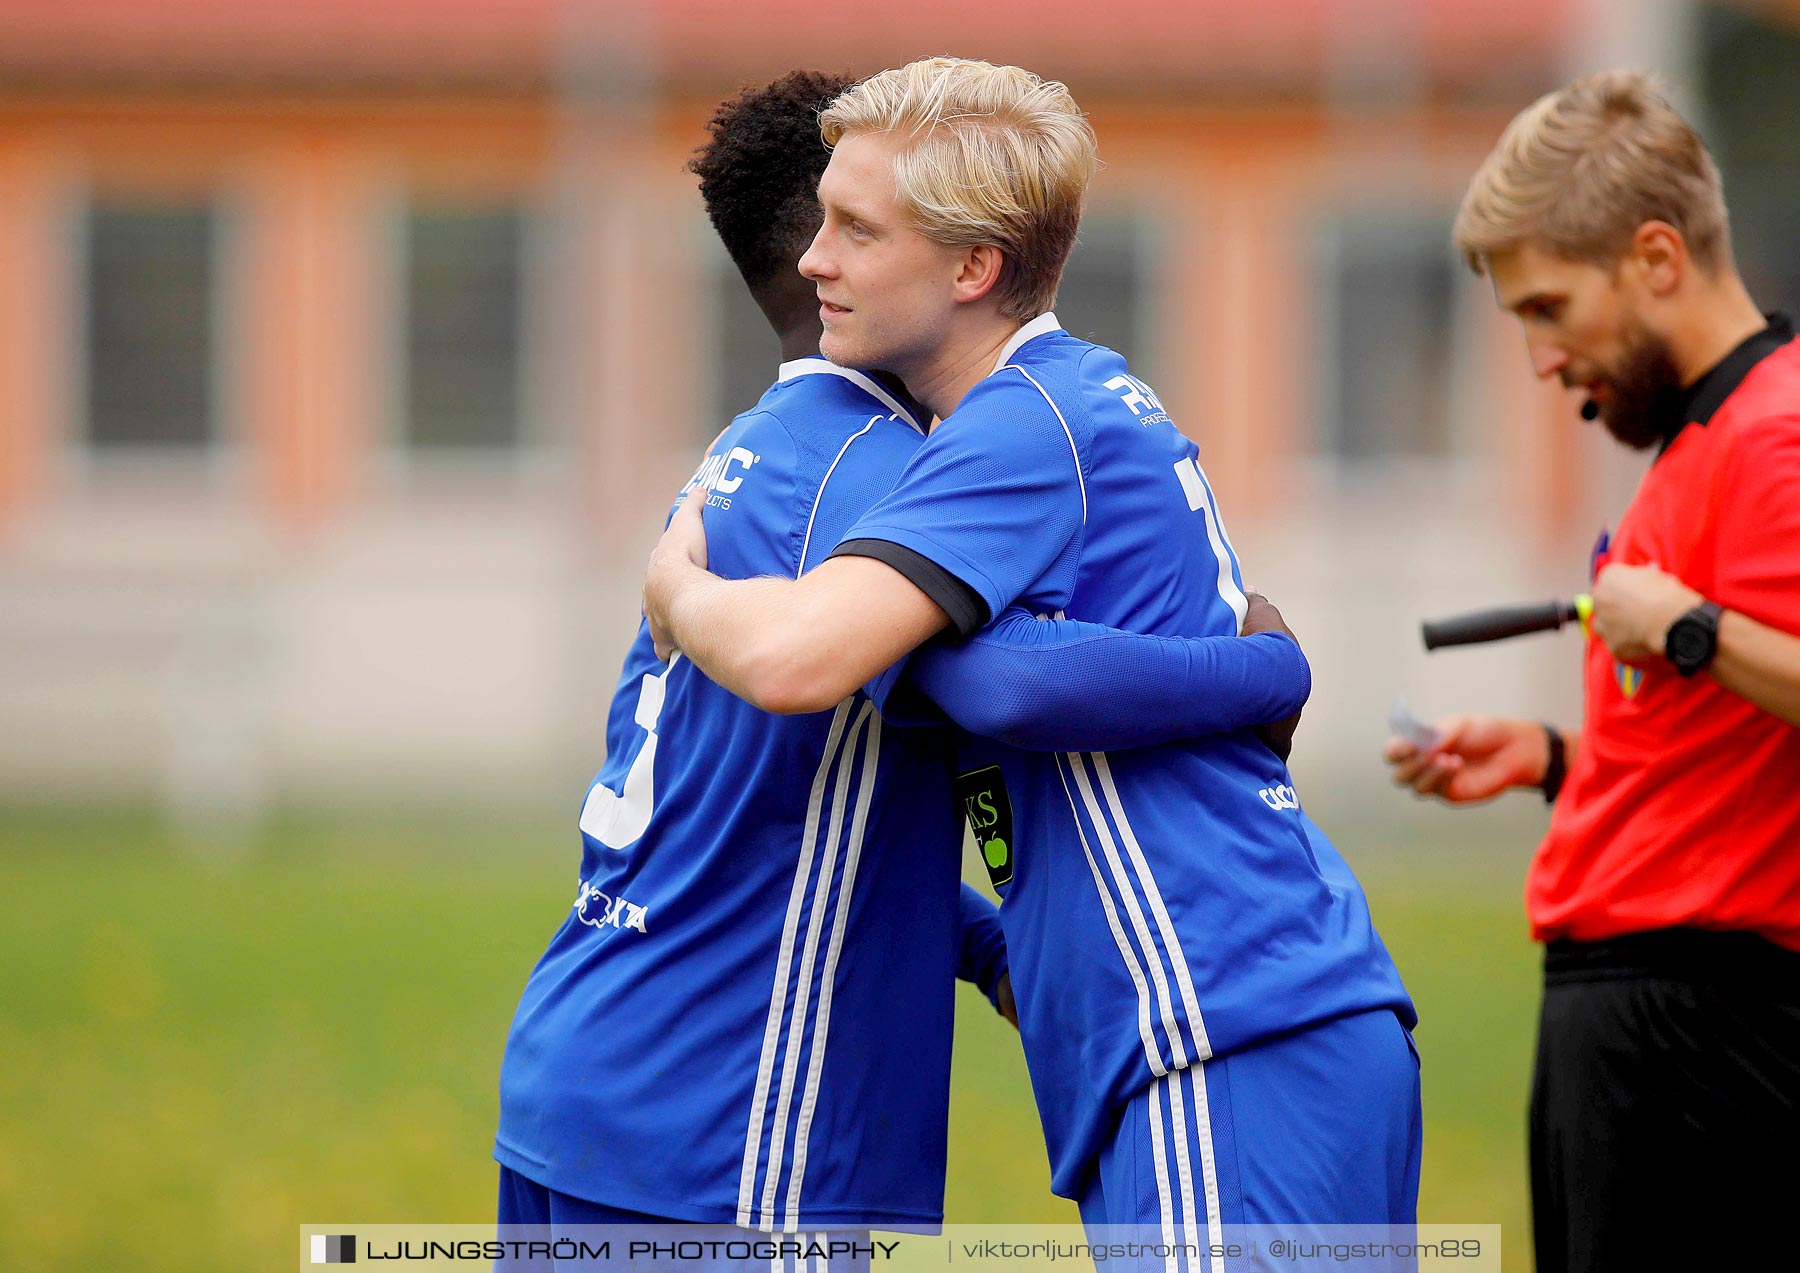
[{"xmin": 1592, "ymin": 323, "xmax": 1684, "ymax": 452}]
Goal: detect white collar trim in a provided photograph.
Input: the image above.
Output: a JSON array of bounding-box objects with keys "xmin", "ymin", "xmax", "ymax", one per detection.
[
  {"xmin": 776, "ymin": 358, "xmax": 924, "ymax": 433},
  {"xmin": 993, "ymin": 312, "xmax": 1063, "ymax": 371}
]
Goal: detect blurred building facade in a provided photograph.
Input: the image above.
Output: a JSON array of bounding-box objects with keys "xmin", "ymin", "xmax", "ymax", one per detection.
[{"xmin": 1, "ymin": 0, "xmax": 1795, "ymax": 814}]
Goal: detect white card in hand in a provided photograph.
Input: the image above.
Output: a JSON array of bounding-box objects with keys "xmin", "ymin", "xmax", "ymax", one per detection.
[{"xmin": 1388, "ymin": 695, "xmax": 1444, "ymax": 752}]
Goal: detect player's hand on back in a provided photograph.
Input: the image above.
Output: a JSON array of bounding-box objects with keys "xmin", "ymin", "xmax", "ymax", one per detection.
[
  {"xmin": 644, "ymin": 494, "xmax": 710, "ymax": 661},
  {"xmin": 996, "ymin": 972, "xmax": 1019, "ymax": 1031},
  {"xmin": 1242, "ymin": 590, "xmax": 1294, "ymax": 643},
  {"xmin": 1383, "ymin": 714, "xmax": 1547, "ymax": 804},
  {"xmin": 1243, "ymin": 590, "xmax": 1302, "ymax": 762}
]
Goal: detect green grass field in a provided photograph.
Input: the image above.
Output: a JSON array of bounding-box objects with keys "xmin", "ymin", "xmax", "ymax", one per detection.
[{"xmin": 0, "ymin": 805, "xmax": 1542, "ymax": 1271}]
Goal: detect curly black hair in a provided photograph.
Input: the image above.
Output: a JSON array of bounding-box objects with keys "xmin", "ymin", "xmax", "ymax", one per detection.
[{"xmin": 688, "ymin": 70, "xmax": 853, "ymax": 293}]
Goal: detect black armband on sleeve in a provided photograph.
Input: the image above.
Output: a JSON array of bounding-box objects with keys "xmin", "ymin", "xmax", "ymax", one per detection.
[{"xmin": 829, "ymin": 539, "xmax": 989, "ymax": 637}]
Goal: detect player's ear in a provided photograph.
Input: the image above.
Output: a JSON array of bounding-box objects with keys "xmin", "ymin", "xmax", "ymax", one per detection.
[
  {"xmin": 951, "ymin": 244, "xmax": 1005, "ymax": 305},
  {"xmin": 1628, "ymin": 220, "xmax": 1684, "ymax": 298}
]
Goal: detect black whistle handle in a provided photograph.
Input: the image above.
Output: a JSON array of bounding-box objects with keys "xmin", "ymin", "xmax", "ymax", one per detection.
[{"xmin": 1421, "ymin": 600, "xmax": 1580, "ymax": 650}]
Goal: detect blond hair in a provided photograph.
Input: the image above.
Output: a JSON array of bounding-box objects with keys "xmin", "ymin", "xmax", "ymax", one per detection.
[
  {"xmin": 820, "ymin": 58, "xmax": 1097, "ymax": 320},
  {"xmin": 1453, "ymin": 69, "xmax": 1729, "ymax": 276}
]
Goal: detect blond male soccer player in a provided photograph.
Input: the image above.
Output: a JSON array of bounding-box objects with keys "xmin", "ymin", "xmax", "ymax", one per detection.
[
  {"xmin": 1384, "ymin": 71, "xmax": 1800, "ymax": 1273},
  {"xmin": 645, "ymin": 58, "xmax": 1419, "ymax": 1249}
]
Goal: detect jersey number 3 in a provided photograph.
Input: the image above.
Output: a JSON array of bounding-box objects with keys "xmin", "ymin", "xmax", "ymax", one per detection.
[{"xmin": 579, "ymin": 654, "xmax": 680, "ymax": 850}]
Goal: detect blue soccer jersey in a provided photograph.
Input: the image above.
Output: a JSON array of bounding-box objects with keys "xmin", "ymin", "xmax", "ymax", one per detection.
[
  {"xmin": 496, "ymin": 360, "xmax": 968, "ymax": 1229},
  {"xmin": 837, "ymin": 315, "xmax": 1416, "ymax": 1198}
]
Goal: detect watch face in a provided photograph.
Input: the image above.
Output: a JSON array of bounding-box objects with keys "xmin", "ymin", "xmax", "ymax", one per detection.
[
  {"xmin": 1669, "ymin": 622, "xmax": 1706, "ymax": 663},
  {"xmin": 1668, "ymin": 611, "xmax": 1717, "ymax": 673}
]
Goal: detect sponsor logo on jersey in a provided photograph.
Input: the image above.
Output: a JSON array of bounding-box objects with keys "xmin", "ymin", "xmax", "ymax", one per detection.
[
  {"xmin": 1258, "ymin": 784, "xmax": 1301, "ymax": 812},
  {"xmin": 575, "ymin": 879, "xmax": 649, "ymax": 934},
  {"xmin": 955, "ymin": 765, "xmax": 1016, "ymax": 890},
  {"xmin": 685, "ymin": 445, "xmax": 761, "ymax": 510},
  {"xmin": 1614, "ymin": 661, "xmax": 1645, "ymax": 699},
  {"xmin": 1103, "ymin": 373, "xmax": 1172, "ymax": 427}
]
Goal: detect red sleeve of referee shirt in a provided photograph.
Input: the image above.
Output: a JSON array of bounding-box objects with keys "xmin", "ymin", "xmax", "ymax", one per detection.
[{"xmin": 1710, "ymin": 414, "xmax": 1800, "ymax": 633}]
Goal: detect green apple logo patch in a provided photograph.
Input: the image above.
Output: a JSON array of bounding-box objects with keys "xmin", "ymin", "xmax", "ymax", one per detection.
[{"xmin": 955, "ymin": 765, "xmax": 1016, "ymax": 890}]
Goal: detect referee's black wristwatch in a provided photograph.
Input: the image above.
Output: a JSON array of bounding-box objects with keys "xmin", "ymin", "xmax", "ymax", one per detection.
[{"xmin": 1665, "ymin": 599, "xmax": 1724, "ymax": 677}]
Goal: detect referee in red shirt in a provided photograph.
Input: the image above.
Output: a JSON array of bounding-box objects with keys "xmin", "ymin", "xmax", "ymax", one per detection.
[{"xmin": 1385, "ymin": 71, "xmax": 1800, "ymax": 1273}]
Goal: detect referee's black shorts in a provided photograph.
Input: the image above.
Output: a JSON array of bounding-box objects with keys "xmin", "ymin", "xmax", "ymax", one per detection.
[{"xmin": 1529, "ymin": 928, "xmax": 1800, "ymax": 1273}]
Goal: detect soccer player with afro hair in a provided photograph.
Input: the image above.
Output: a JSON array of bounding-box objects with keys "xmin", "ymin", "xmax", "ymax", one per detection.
[{"xmin": 688, "ymin": 70, "xmax": 854, "ymax": 361}]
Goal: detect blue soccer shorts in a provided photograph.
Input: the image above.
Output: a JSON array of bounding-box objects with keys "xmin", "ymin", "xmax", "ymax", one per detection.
[{"xmin": 1075, "ymin": 1007, "xmax": 1422, "ymax": 1271}]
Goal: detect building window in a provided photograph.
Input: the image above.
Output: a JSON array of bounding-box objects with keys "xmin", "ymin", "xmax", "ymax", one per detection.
[
  {"xmin": 1056, "ymin": 214, "xmax": 1153, "ymax": 375},
  {"xmin": 1700, "ymin": 5, "xmax": 1800, "ymax": 316},
  {"xmin": 85, "ymin": 202, "xmax": 218, "ymax": 452},
  {"xmin": 1316, "ymin": 212, "xmax": 1459, "ymax": 462},
  {"xmin": 402, "ymin": 205, "xmax": 526, "ymax": 452}
]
